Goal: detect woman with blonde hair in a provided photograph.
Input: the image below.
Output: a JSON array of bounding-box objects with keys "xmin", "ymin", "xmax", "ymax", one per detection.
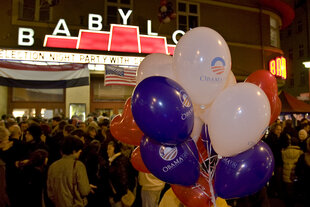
[{"xmin": 0, "ymin": 126, "xmax": 13, "ymax": 207}]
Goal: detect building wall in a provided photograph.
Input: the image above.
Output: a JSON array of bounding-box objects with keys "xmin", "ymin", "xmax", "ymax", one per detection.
[
  {"xmin": 281, "ymin": 0, "xmax": 309, "ymax": 97},
  {"xmin": 0, "ymin": 0, "xmax": 287, "ymax": 116},
  {"xmin": 0, "ymin": 86, "xmax": 8, "ymax": 116}
]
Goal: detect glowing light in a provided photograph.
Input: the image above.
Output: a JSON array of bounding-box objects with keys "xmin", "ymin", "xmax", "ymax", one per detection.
[
  {"xmin": 303, "ymin": 61, "xmax": 310, "ymax": 68},
  {"xmin": 218, "ymin": 40, "xmax": 222, "ymax": 45},
  {"xmin": 269, "ymin": 56, "xmax": 286, "ymax": 79}
]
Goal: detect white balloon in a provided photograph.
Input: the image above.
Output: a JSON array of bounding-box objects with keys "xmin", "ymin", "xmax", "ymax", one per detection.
[
  {"xmin": 190, "ymin": 113, "xmax": 203, "ymax": 143},
  {"xmin": 205, "ymin": 82, "xmax": 270, "ymax": 157},
  {"xmin": 173, "ymin": 27, "xmax": 231, "ymax": 106},
  {"xmin": 136, "ymin": 53, "xmax": 175, "ymax": 84},
  {"xmin": 224, "ymin": 70, "xmax": 237, "ymax": 89}
]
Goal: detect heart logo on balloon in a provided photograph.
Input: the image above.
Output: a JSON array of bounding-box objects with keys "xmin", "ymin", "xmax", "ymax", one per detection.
[
  {"xmin": 130, "ymin": 146, "xmax": 150, "ymax": 173},
  {"xmin": 132, "ymin": 76, "xmax": 194, "ymax": 145},
  {"xmin": 173, "ymin": 27, "xmax": 231, "ymax": 106},
  {"xmin": 110, "ymin": 97, "xmax": 144, "ymax": 146},
  {"xmin": 171, "ymin": 171, "xmax": 212, "ymax": 207},
  {"xmin": 140, "ymin": 136, "xmax": 200, "ymax": 186}
]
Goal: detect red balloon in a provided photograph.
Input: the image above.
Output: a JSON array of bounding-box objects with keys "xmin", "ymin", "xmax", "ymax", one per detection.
[
  {"xmin": 130, "ymin": 146, "xmax": 150, "ymax": 173},
  {"xmin": 110, "ymin": 97, "xmax": 144, "ymax": 146},
  {"xmin": 171, "ymin": 172, "xmax": 212, "ymax": 207},
  {"xmin": 245, "ymin": 70, "xmax": 278, "ymax": 121},
  {"xmin": 269, "ymin": 96, "xmax": 282, "ymax": 124},
  {"xmin": 196, "ymin": 136, "xmax": 209, "ymax": 163}
]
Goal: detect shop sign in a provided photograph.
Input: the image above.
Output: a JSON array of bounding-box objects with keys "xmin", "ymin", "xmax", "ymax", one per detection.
[
  {"xmin": 18, "ymin": 10, "xmax": 184, "ymax": 55},
  {"xmin": 269, "ymin": 56, "xmax": 286, "ymax": 79},
  {"xmin": 0, "ymin": 49, "xmax": 144, "ymax": 66}
]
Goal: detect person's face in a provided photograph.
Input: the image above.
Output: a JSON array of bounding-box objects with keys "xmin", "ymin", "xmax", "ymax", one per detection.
[
  {"xmin": 89, "ymin": 129, "xmax": 96, "ymax": 138},
  {"xmin": 63, "ymin": 130, "xmax": 69, "ymax": 137},
  {"xmin": 107, "ymin": 144, "xmax": 115, "ymax": 158},
  {"xmin": 274, "ymin": 126, "xmax": 282, "ymax": 137},
  {"xmin": 79, "ymin": 123, "xmax": 86, "ymax": 130},
  {"xmin": 305, "ymin": 125, "xmax": 310, "ymax": 132},
  {"xmin": 25, "ymin": 131, "xmax": 34, "ymax": 142},
  {"xmin": 21, "ymin": 123, "xmax": 28, "ymax": 132},
  {"xmin": 52, "ymin": 120, "xmax": 58, "ymax": 127}
]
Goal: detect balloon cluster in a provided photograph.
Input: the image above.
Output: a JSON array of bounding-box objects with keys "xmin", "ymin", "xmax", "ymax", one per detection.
[
  {"xmin": 158, "ymin": 0, "xmax": 176, "ymax": 23},
  {"xmin": 110, "ymin": 27, "xmax": 281, "ymax": 207}
]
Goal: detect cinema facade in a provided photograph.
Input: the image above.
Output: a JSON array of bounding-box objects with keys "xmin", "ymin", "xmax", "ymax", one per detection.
[{"xmin": 0, "ymin": 0, "xmax": 293, "ymax": 120}]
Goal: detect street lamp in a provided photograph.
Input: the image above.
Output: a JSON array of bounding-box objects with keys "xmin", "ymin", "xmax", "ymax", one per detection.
[{"xmin": 303, "ymin": 61, "xmax": 310, "ymax": 103}]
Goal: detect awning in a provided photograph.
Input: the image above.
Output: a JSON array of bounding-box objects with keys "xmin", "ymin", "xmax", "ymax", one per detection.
[
  {"xmin": 279, "ymin": 91, "xmax": 310, "ymax": 113},
  {"xmin": 0, "ymin": 61, "xmax": 89, "ymax": 89}
]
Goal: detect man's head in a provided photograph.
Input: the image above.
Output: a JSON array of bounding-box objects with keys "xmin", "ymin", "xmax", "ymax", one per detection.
[
  {"xmin": 61, "ymin": 135, "xmax": 84, "ymax": 157},
  {"xmin": 8, "ymin": 125, "xmax": 22, "ymax": 140}
]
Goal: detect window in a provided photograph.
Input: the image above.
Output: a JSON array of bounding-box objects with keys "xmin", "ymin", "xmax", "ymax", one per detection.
[
  {"xmin": 69, "ymin": 103, "xmax": 86, "ymax": 121},
  {"xmin": 299, "ymin": 44, "xmax": 304, "ymax": 57},
  {"xmin": 300, "ymin": 71, "xmax": 306, "ymax": 86},
  {"xmin": 289, "ymin": 76, "xmax": 294, "ymax": 88},
  {"xmin": 18, "ymin": 0, "xmax": 52, "ymax": 22},
  {"xmin": 289, "ymin": 48, "xmax": 293, "ymax": 59},
  {"xmin": 287, "ymin": 26, "xmax": 292, "ymax": 36},
  {"xmin": 12, "ymin": 88, "xmax": 64, "ymax": 102},
  {"xmin": 177, "ymin": 1, "xmax": 199, "ymax": 31},
  {"xmin": 104, "ymin": 0, "xmax": 132, "ymax": 26},
  {"xmin": 297, "ymin": 20, "xmax": 303, "ymax": 33},
  {"xmin": 270, "ymin": 16, "xmax": 280, "ymax": 47},
  {"xmin": 92, "ymin": 77, "xmax": 133, "ymax": 101}
]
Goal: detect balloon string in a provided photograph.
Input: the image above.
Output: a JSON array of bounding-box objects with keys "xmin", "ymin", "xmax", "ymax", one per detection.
[
  {"xmin": 202, "ymin": 125, "xmax": 219, "ymax": 207},
  {"xmin": 188, "ymin": 138, "xmax": 218, "ymax": 207},
  {"xmin": 208, "ymin": 155, "xmax": 220, "ymax": 207}
]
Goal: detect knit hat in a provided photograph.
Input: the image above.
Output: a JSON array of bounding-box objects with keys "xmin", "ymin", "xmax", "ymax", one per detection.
[{"xmin": 298, "ymin": 129, "xmax": 308, "ymax": 141}]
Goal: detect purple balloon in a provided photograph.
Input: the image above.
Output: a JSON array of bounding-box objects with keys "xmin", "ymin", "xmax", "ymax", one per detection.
[
  {"xmin": 132, "ymin": 76, "xmax": 194, "ymax": 145},
  {"xmin": 140, "ymin": 136, "xmax": 200, "ymax": 186},
  {"xmin": 214, "ymin": 141, "xmax": 274, "ymax": 199}
]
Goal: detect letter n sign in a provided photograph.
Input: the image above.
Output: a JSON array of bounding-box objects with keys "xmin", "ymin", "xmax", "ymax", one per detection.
[{"xmin": 269, "ymin": 56, "xmax": 286, "ymax": 79}]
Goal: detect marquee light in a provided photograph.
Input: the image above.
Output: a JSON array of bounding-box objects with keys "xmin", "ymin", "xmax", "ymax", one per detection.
[{"xmin": 269, "ymin": 56, "xmax": 286, "ymax": 79}]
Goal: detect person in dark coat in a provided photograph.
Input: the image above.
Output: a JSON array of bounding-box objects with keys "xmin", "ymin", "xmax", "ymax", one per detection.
[
  {"xmin": 80, "ymin": 139, "xmax": 110, "ymax": 207},
  {"xmin": 295, "ymin": 138, "xmax": 310, "ymax": 206},
  {"xmin": 265, "ymin": 123, "xmax": 284, "ymax": 197},
  {"xmin": 107, "ymin": 140, "xmax": 132, "ymax": 207},
  {"xmin": 19, "ymin": 149, "xmax": 49, "ymax": 207}
]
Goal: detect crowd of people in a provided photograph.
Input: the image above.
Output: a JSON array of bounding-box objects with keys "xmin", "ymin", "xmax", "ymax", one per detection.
[
  {"xmin": 262, "ymin": 118, "xmax": 310, "ymax": 207},
  {"xmin": 0, "ymin": 113, "xmax": 169, "ymax": 207},
  {"xmin": 0, "ymin": 113, "xmax": 310, "ymax": 207}
]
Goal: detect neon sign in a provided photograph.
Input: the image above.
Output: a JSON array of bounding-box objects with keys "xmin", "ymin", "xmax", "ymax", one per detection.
[
  {"xmin": 18, "ymin": 10, "xmax": 183, "ymax": 55},
  {"xmin": 269, "ymin": 56, "xmax": 286, "ymax": 79}
]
